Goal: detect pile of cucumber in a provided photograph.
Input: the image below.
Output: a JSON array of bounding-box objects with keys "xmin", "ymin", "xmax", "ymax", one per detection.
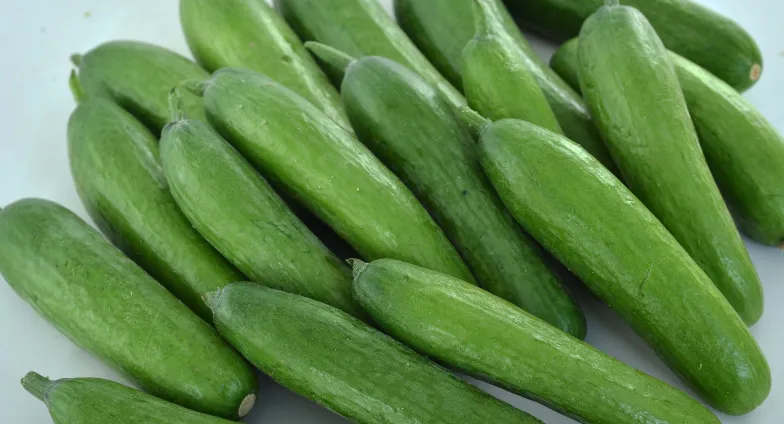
[{"xmin": 2, "ymin": 0, "xmax": 781, "ymax": 423}]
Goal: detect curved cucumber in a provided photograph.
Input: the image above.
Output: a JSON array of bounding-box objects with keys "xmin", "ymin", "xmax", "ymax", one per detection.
[
  {"xmin": 159, "ymin": 117, "xmax": 365, "ymax": 319},
  {"xmin": 207, "ymin": 282, "xmax": 541, "ymax": 424},
  {"xmin": 196, "ymin": 68, "xmax": 474, "ymax": 283},
  {"xmin": 353, "ymin": 259, "xmax": 721, "ymax": 424},
  {"xmin": 0, "ymin": 199, "xmax": 257, "ymax": 419},
  {"xmin": 478, "ymin": 119, "xmax": 771, "ymax": 415},
  {"xmin": 22, "ymin": 372, "xmax": 236, "ymax": 424},
  {"xmin": 179, "ymin": 0, "xmax": 350, "ymax": 132},
  {"xmin": 72, "ymin": 41, "xmax": 208, "ymax": 133},
  {"xmin": 579, "ymin": 5, "xmax": 763, "ymax": 326}
]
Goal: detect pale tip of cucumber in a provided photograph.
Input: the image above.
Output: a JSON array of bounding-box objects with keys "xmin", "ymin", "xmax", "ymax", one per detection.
[
  {"xmin": 348, "ymin": 259, "xmax": 369, "ymax": 280},
  {"xmin": 21, "ymin": 372, "xmax": 54, "ymax": 402},
  {"xmin": 202, "ymin": 288, "xmax": 225, "ymax": 312},
  {"xmin": 750, "ymin": 64, "xmax": 762, "ymax": 82},
  {"xmin": 238, "ymin": 393, "xmax": 256, "ymax": 418}
]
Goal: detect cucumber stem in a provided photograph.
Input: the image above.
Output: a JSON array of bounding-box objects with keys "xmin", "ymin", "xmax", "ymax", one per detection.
[
  {"xmin": 180, "ymin": 79, "xmax": 208, "ymax": 97},
  {"xmin": 452, "ymin": 105, "xmax": 490, "ymax": 141},
  {"xmin": 21, "ymin": 372, "xmax": 55, "ymax": 402},
  {"xmin": 604, "ymin": 0, "xmax": 620, "ymax": 6},
  {"xmin": 304, "ymin": 42, "xmax": 356, "ymax": 86},
  {"xmin": 70, "ymin": 54, "xmax": 83, "ymax": 68},
  {"xmin": 203, "ymin": 288, "xmax": 225, "ymax": 312},
  {"xmin": 348, "ymin": 259, "xmax": 369, "ymax": 280},
  {"xmin": 68, "ymin": 70, "xmax": 87, "ymax": 104},
  {"xmin": 168, "ymin": 87, "xmax": 187, "ymax": 122}
]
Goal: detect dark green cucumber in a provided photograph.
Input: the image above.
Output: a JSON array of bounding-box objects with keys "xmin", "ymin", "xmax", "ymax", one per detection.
[
  {"xmin": 552, "ymin": 39, "xmax": 784, "ymax": 247},
  {"xmin": 179, "ymin": 0, "xmax": 351, "ymax": 132},
  {"xmin": 194, "ymin": 68, "xmax": 474, "ymax": 283},
  {"xmin": 22, "ymin": 372, "xmax": 235, "ymax": 424},
  {"xmin": 353, "ymin": 259, "xmax": 721, "ymax": 424},
  {"xmin": 308, "ymin": 45, "xmax": 584, "ymax": 337},
  {"xmin": 479, "ymin": 119, "xmax": 771, "ymax": 415},
  {"xmin": 206, "ymin": 282, "xmax": 541, "ymax": 424},
  {"xmin": 579, "ymin": 5, "xmax": 763, "ymax": 326},
  {"xmin": 504, "ymin": 0, "xmax": 763, "ymax": 91},
  {"xmin": 0, "ymin": 199, "xmax": 257, "ymax": 419},
  {"xmin": 71, "ymin": 41, "xmax": 208, "ymax": 134},
  {"xmin": 159, "ymin": 116, "xmax": 365, "ymax": 319}
]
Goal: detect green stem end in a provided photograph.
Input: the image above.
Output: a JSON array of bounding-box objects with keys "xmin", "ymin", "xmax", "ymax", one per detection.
[
  {"xmin": 305, "ymin": 42, "xmax": 356, "ymax": 86},
  {"xmin": 21, "ymin": 372, "xmax": 54, "ymax": 402}
]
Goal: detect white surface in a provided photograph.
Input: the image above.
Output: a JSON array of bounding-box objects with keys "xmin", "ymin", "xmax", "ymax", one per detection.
[{"xmin": 0, "ymin": 0, "xmax": 781, "ymax": 422}]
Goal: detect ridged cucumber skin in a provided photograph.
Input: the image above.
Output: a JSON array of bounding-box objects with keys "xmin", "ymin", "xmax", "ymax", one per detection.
[
  {"xmin": 552, "ymin": 39, "xmax": 784, "ymax": 247},
  {"xmin": 159, "ymin": 119, "xmax": 365, "ymax": 319},
  {"xmin": 504, "ymin": 0, "xmax": 763, "ymax": 91},
  {"xmin": 199, "ymin": 68, "xmax": 475, "ymax": 283},
  {"xmin": 72, "ymin": 41, "xmax": 209, "ymax": 134},
  {"xmin": 207, "ymin": 282, "xmax": 542, "ymax": 424},
  {"xmin": 22, "ymin": 373, "xmax": 236, "ymax": 424},
  {"xmin": 0, "ymin": 199, "xmax": 257, "ymax": 419},
  {"xmin": 478, "ymin": 120, "xmax": 771, "ymax": 415},
  {"xmin": 353, "ymin": 259, "xmax": 721, "ymax": 424},
  {"xmin": 340, "ymin": 56, "xmax": 585, "ymax": 338},
  {"xmin": 67, "ymin": 98, "xmax": 243, "ymax": 321},
  {"xmin": 579, "ymin": 6, "xmax": 763, "ymax": 326},
  {"xmin": 178, "ymin": 0, "xmax": 350, "ymax": 132}
]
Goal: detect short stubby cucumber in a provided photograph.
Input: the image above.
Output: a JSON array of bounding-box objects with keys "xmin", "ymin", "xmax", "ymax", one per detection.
[
  {"xmin": 194, "ymin": 68, "xmax": 474, "ymax": 283},
  {"xmin": 71, "ymin": 41, "xmax": 208, "ymax": 133},
  {"xmin": 479, "ymin": 119, "xmax": 771, "ymax": 415},
  {"xmin": 207, "ymin": 282, "xmax": 542, "ymax": 424},
  {"xmin": 179, "ymin": 0, "xmax": 350, "ymax": 132},
  {"xmin": 22, "ymin": 372, "xmax": 236, "ymax": 424},
  {"xmin": 353, "ymin": 259, "xmax": 721, "ymax": 424},
  {"xmin": 579, "ymin": 5, "xmax": 764, "ymax": 326},
  {"xmin": 0, "ymin": 199, "xmax": 257, "ymax": 419}
]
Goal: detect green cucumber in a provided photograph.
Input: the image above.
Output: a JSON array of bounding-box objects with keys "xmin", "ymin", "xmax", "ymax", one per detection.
[
  {"xmin": 308, "ymin": 44, "xmax": 584, "ymax": 337},
  {"xmin": 0, "ymin": 199, "xmax": 257, "ymax": 419},
  {"xmin": 206, "ymin": 282, "xmax": 542, "ymax": 424},
  {"xmin": 159, "ymin": 114, "xmax": 365, "ymax": 319},
  {"xmin": 193, "ymin": 68, "xmax": 474, "ymax": 283},
  {"xmin": 353, "ymin": 259, "xmax": 721, "ymax": 424},
  {"xmin": 547, "ymin": 39, "xmax": 581, "ymax": 92},
  {"xmin": 478, "ymin": 119, "xmax": 771, "ymax": 415},
  {"xmin": 71, "ymin": 41, "xmax": 208, "ymax": 134},
  {"xmin": 579, "ymin": 5, "xmax": 763, "ymax": 326},
  {"xmin": 504, "ymin": 0, "xmax": 763, "ymax": 91},
  {"xmin": 552, "ymin": 39, "xmax": 784, "ymax": 247},
  {"xmin": 22, "ymin": 372, "xmax": 235, "ymax": 424},
  {"xmin": 179, "ymin": 0, "xmax": 351, "ymax": 132}
]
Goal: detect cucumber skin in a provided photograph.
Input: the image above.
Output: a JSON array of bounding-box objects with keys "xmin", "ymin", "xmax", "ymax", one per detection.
[
  {"xmin": 579, "ymin": 6, "xmax": 763, "ymax": 327},
  {"xmin": 0, "ymin": 199, "xmax": 257, "ymax": 419},
  {"xmin": 341, "ymin": 56, "xmax": 585, "ymax": 338},
  {"xmin": 354, "ymin": 259, "xmax": 721, "ymax": 424},
  {"xmin": 179, "ymin": 0, "xmax": 350, "ymax": 132},
  {"xmin": 504, "ymin": 0, "xmax": 762, "ymax": 92},
  {"xmin": 200, "ymin": 68, "xmax": 474, "ymax": 283},
  {"xmin": 74, "ymin": 41, "xmax": 208, "ymax": 134},
  {"xmin": 552, "ymin": 39, "xmax": 784, "ymax": 247},
  {"xmin": 209, "ymin": 282, "xmax": 542, "ymax": 424},
  {"xmin": 159, "ymin": 119, "xmax": 365, "ymax": 319},
  {"xmin": 478, "ymin": 120, "xmax": 771, "ymax": 415}
]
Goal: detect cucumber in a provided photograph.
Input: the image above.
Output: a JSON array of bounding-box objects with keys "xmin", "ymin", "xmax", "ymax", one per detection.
[
  {"xmin": 478, "ymin": 119, "xmax": 771, "ymax": 415},
  {"xmin": 308, "ymin": 44, "xmax": 584, "ymax": 337},
  {"xmin": 552, "ymin": 39, "xmax": 784, "ymax": 247},
  {"xmin": 353, "ymin": 259, "xmax": 721, "ymax": 424},
  {"xmin": 22, "ymin": 372, "xmax": 235, "ymax": 424},
  {"xmin": 206, "ymin": 282, "xmax": 542, "ymax": 424},
  {"xmin": 0, "ymin": 199, "xmax": 257, "ymax": 419},
  {"xmin": 193, "ymin": 68, "xmax": 474, "ymax": 283},
  {"xmin": 504, "ymin": 0, "xmax": 763, "ymax": 91},
  {"xmin": 159, "ymin": 115, "xmax": 365, "ymax": 319},
  {"xmin": 462, "ymin": 0, "xmax": 562, "ymax": 134},
  {"xmin": 71, "ymin": 41, "xmax": 208, "ymax": 134},
  {"xmin": 179, "ymin": 0, "xmax": 350, "ymax": 132},
  {"xmin": 548, "ymin": 39, "xmax": 581, "ymax": 92},
  {"xmin": 579, "ymin": 5, "xmax": 764, "ymax": 326}
]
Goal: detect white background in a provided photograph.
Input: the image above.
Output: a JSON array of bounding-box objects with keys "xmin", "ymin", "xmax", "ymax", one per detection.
[{"xmin": 0, "ymin": 0, "xmax": 781, "ymax": 422}]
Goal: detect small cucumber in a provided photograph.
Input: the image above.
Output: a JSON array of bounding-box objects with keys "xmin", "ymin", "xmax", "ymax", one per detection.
[
  {"xmin": 206, "ymin": 282, "xmax": 542, "ymax": 424},
  {"xmin": 478, "ymin": 119, "xmax": 771, "ymax": 415},
  {"xmin": 71, "ymin": 41, "xmax": 208, "ymax": 134},
  {"xmin": 179, "ymin": 0, "xmax": 351, "ymax": 132},
  {"xmin": 353, "ymin": 259, "xmax": 721, "ymax": 424},
  {"xmin": 194, "ymin": 68, "xmax": 474, "ymax": 283},
  {"xmin": 579, "ymin": 5, "xmax": 764, "ymax": 326},
  {"xmin": 22, "ymin": 372, "xmax": 235, "ymax": 424},
  {"xmin": 0, "ymin": 199, "xmax": 257, "ymax": 419}
]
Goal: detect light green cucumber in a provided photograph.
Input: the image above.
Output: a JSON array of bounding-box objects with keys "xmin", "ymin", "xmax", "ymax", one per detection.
[
  {"xmin": 0, "ymin": 199, "xmax": 257, "ymax": 419},
  {"xmin": 579, "ymin": 5, "xmax": 763, "ymax": 325},
  {"xmin": 479, "ymin": 119, "xmax": 771, "ymax": 415}
]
